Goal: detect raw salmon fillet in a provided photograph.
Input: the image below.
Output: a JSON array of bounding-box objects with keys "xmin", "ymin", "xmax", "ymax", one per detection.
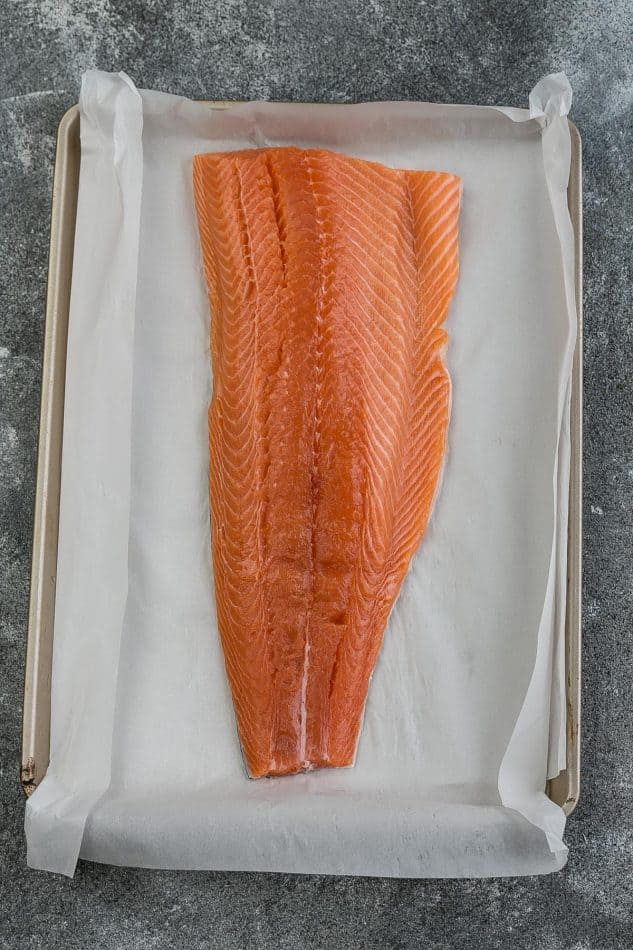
[{"xmin": 193, "ymin": 146, "xmax": 461, "ymax": 778}]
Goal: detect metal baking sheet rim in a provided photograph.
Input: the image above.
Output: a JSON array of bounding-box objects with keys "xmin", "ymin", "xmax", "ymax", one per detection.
[{"xmin": 21, "ymin": 103, "xmax": 583, "ymax": 818}]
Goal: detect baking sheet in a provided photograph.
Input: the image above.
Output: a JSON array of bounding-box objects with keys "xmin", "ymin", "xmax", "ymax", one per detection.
[{"xmin": 25, "ymin": 71, "xmax": 577, "ymax": 877}]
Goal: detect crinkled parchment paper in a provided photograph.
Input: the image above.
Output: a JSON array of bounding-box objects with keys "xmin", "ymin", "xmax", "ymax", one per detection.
[{"xmin": 26, "ymin": 72, "xmax": 577, "ymax": 877}]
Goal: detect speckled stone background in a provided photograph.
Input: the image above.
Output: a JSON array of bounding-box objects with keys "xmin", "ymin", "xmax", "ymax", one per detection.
[{"xmin": 1, "ymin": 2, "xmax": 632, "ymax": 948}]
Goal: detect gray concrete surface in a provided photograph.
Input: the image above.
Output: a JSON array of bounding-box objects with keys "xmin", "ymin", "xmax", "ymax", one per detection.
[{"xmin": 1, "ymin": 1, "xmax": 631, "ymax": 947}]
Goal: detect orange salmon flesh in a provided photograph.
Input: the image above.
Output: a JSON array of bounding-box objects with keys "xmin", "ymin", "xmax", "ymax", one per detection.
[{"xmin": 193, "ymin": 146, "xmax": 461, "ymax": 778}]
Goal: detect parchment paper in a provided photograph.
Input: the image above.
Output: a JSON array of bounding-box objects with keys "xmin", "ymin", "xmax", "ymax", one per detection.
[{"xmin": 26, "ymin": 72, "xmax": 577, "ymax": 877}]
